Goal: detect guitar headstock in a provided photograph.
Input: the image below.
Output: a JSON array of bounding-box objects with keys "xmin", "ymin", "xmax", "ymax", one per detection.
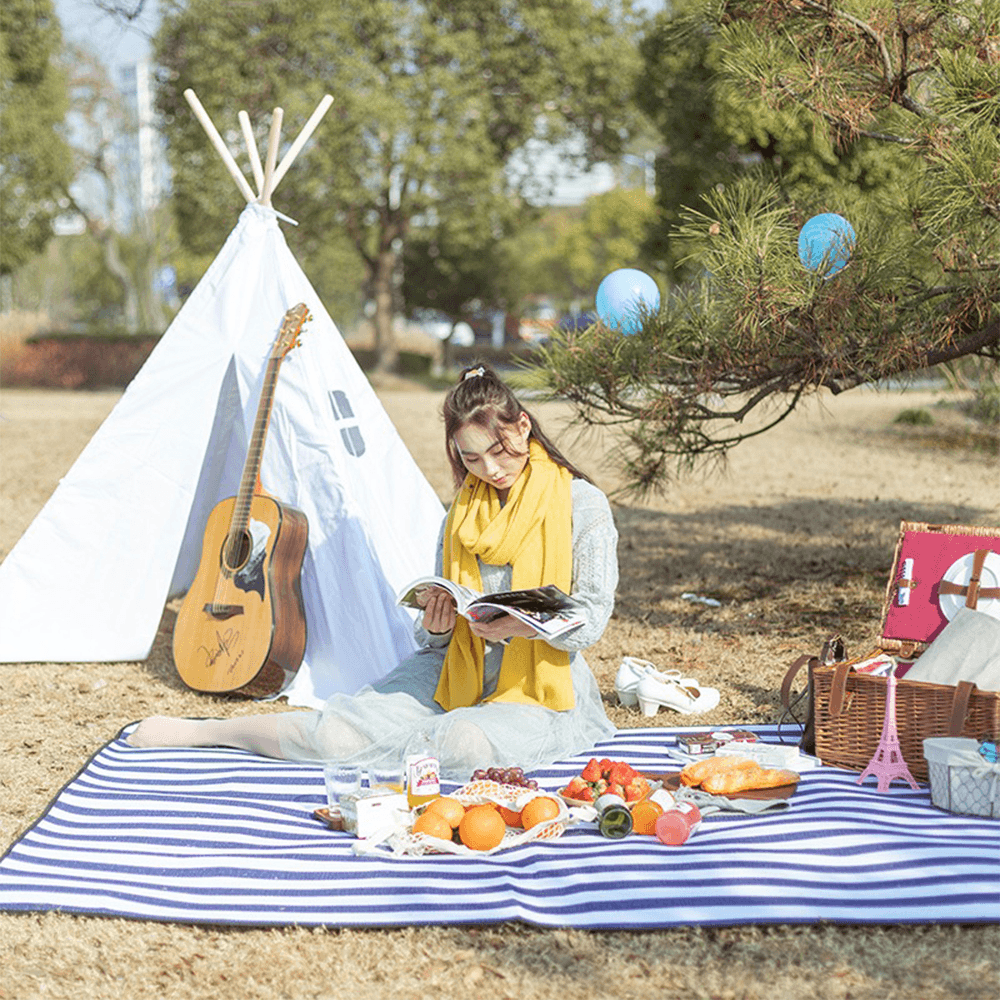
[{"xmin": 272, "ymin": 303, "xmax": 310, "ymax": 359}]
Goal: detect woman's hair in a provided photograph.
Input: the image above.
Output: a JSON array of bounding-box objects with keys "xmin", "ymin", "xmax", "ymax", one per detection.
[{"xmin": 442, "ymin": 363, "xmax": 593, "ymax": 488}]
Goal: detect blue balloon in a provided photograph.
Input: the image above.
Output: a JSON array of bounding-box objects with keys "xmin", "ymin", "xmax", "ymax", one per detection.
[
  {"xmin": 797, "ymin": 213, "xmax": 856, "ymax": 277},
  {"xmin": 595, "ymin": 269, "xmax": 660, "ymax": 336}
]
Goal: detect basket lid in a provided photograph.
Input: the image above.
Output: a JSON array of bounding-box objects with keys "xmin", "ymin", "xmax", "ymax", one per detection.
[{"xmin": 879, "ymin": 521, "xmax": 1000, "ymax": 655}]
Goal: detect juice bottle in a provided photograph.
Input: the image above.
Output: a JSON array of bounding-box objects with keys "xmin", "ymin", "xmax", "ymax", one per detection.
[
  {"xmin": 654, "ymin": 801, "xmax": 702, "ymax": 846},
  {"xmin": 406, "ymin": 753, "xmax": 440, "ymax": 808}
]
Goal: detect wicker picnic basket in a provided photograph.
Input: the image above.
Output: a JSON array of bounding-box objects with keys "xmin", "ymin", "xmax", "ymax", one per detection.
[{"xmin": 783, "ymin": 521, "xmax": 1000, "ymax": 782}]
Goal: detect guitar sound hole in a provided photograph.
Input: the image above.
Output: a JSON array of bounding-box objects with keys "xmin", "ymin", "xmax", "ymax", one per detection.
[{"xmin": 222, "ymin": 532, "xmax": 251, "ymax": 572}]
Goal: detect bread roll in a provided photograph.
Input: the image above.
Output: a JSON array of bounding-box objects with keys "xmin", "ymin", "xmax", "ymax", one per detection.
[
  {"xmin": 680, "ymin": 754, "xmax": 756, "ymax": 785},
  {"xmin": 681, "ymin": 755, "xmax": 798, "ymax": 795}
]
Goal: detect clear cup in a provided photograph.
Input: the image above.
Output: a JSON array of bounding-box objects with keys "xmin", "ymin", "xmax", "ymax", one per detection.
[
  {"xmin": 323, "ymin": 763, "xmax": 361, "ymax": 811},
  {"xmin": 368, "ymin": 763, "xmax": 404, "ymax": 793}
]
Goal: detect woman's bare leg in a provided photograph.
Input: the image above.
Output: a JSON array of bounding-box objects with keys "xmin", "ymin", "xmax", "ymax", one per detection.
[{"xmin": 126, "ymin": 714, "xmax": 284, "ymax": 758}]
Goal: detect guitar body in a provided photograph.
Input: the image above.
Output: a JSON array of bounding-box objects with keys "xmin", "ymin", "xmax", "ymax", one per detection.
[{"xmin": 173, "ymin": 494, "xmax": 309, "ymax": 697}]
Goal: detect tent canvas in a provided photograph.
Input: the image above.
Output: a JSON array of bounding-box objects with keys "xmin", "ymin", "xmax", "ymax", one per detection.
[{"xmin": 0, "ymin": 96, "xmax": 445, "ymax": 707}]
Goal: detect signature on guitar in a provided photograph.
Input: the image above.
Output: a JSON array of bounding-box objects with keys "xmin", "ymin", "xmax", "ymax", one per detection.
[{"xmin": 198, "ymin": 628, "xmax": 243, "ymax": 675}]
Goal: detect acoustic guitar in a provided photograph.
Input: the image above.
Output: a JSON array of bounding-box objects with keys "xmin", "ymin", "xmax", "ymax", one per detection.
[{"xmin": 173, "ymin": 304, "xmax": 310, "ymax": 697}]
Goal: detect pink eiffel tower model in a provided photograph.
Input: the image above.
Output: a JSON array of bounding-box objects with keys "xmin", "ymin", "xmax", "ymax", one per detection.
[{"xmin": 858, "ymin": 672, "xmax": 920, "ymax": 792}]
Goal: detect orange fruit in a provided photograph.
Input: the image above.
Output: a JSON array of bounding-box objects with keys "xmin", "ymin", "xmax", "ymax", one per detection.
[
  {"xmin": 497, "ymin": 805, "xmax": 523, "ymax": 827},
  {"xmin": 631, "ymin": 800, "xmax": 664, "ymax": 836},
  {"xmin": 412, "ymin": 810, "xmax": 454, "ymax": 840},
  {"xmin": 458, "ymin": 804, "xmax": 506, "ymax": 851},
  {"xmin": 424, "ymin": 796, "xmax": 466, "ymax": 829},
  {"xmin": 520, "ymin": 796, "xmax": 561, "ymax": 830}
]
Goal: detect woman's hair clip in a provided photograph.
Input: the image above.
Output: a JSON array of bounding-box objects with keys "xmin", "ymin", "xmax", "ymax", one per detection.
[{"xmin": 463, "ymin": 366, "xmax": 486, "ymax": 381}]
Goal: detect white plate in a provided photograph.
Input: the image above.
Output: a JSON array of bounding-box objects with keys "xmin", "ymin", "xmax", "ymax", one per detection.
[{"xmin": 939, "ymin": 551, "xmax": 1000, "ymax": 622}]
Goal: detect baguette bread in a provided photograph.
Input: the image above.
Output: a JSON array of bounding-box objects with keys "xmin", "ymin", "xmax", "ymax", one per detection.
[{"xmin": 681, "ymin": 754, "xmax": 798, "ymax": 795}]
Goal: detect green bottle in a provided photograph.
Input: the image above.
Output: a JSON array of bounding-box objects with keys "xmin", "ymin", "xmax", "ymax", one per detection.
[{"xmin": 595, "ymin": 793, "xmax": 633, "ymax": 839}]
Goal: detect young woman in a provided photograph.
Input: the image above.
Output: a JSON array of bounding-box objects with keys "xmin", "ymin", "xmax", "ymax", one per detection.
[{"xmin": 128, "ymin": 364, "xmax": 619, "ymax": 778}]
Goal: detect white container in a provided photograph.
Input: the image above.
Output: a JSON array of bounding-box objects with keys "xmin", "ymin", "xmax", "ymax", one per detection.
[
  {"xmin": 923, "ymin": 738, "xmax": 1000, "ymax": 819},
  {"xmin": 715, "ymin": 741, "xmax": 802, "ymax": 770},
  {"xmin": 339, "ymin": 789, "xmax": 410, "ymax": 839}
]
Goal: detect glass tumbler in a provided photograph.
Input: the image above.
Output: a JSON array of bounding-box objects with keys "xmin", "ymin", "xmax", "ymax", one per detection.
[
  {"xmin": 323, "ymin": 764, "xmax": 360, "ymax": 811},
  {"xmin": 369, "ymin": 763, "xmax": 404, "ymax": 793}
]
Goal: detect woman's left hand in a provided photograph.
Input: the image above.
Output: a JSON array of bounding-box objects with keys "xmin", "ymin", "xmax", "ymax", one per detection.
[{"xmin": 469, "ymin": 614, "xmax": 538, "ymax": 643}]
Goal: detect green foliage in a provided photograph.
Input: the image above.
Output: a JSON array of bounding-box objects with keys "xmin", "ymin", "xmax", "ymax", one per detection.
[
  {"xmin": 638, "ymin": 0, "xmax": 920, "ymax": 279},
  {"xmin": 500, "ymin": 188, "xmax": 660, "ymax": 311},
  {"xmin": 5, "ymin": 232, "xmax": 124, "ymax": 318},
  {"xmin": 0, "ymin": 0, "xmax": 73, "ymax": 274},
  {"xmin": 155, "ymin": 0, "xmax": 644, "ymax": 361},
  {"xmin": 894, "ymin": 408, "xmax": 934, "ymax": 426},
  {"xmin": 532, "ymin": 0, "xmax": 1000, "ymax": 493}
]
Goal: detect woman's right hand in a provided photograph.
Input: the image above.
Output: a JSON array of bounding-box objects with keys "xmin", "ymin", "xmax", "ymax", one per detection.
[{"xmin": 418, "ymin": 586, "xmax": 457, "ymax": 635}]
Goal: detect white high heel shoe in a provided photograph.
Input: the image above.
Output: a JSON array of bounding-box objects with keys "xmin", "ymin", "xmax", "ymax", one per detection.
[
  {"xmin": 614, "ymin": 657, "xmax": 697, "ymax": 708},
  {"xmin": 635, "ymin": 673, "xmax": 721, "ymax": 717}
]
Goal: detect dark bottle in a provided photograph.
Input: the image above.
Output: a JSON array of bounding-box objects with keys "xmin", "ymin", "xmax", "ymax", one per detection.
[{"xmin": 595, "ymin": 793, "xmax": 633, "ymax": 839}]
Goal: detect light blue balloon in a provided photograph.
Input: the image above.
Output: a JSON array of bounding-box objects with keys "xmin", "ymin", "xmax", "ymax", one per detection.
[
  {"xmin": 595, "ymin": 269, "xmax": 660, "ymax": 336},
  {"xmin": 797, "ymin": 213, "xmax": 856, "ymax": 277}
]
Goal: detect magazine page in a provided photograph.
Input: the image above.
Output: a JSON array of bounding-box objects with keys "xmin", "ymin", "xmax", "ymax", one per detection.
[
  {"xmin": 464, "ymin": 601, "xmax": 587, "ymax": 639},
  {"xmin": 469, "ymin": 585, "xmax": 582, "ymax": 616},
  {"xmin": 396, "ymin": 576, "xmax": 482, "ymax": 614}
]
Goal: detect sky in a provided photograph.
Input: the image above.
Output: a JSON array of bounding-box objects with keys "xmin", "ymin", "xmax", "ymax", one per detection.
[{"xmin": 52, "ymin": 0, "xmax": 644, "ymax": 207}]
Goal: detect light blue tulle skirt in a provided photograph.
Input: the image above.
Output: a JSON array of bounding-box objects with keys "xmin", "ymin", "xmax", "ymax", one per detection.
[{"xmin": 274, "ymin": 646, "xmax": 615, "ymax": 781}]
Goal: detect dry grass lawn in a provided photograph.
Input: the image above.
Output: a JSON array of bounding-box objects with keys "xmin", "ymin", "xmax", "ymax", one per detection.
[{"xmin": 1, "ymin": 381, "xmax": 998, "ymax": 1000}]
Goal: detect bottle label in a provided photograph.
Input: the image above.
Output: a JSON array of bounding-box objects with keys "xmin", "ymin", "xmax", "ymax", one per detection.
[{"xmin": 406, "ymin": 755, "xmax": 440, "ymax": 797}]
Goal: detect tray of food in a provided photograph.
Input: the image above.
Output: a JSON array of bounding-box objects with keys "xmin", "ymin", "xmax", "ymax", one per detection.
[
  {"xmin": 655, "ymin": 755, "xmax": 800, "ymax": 801},
  {"xmin": 559, "ymin": 757, "xmax": 657, "ymax": 807}
]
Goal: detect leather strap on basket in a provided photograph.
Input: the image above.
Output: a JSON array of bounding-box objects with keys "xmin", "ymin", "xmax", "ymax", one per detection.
[
  {"xmin": 780, "ymin": 654, "xmax": 815, "ymax": 710},
  {"xmin": 828, "ymin": 662, "xmax": 853, "ymax": 718},
  {"xmin": 948, "ymin": 680, "xmax": 976, "ymax": 736},
  {"xmin": 937, "ymin": 548, "xmax": 1000, "ymax": 609}
]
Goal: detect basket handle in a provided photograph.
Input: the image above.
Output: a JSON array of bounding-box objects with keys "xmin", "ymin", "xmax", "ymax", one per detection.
[
  {"xmin": 780, "ymin": 654, "xmax": 815, "ymax": 711},
  {"xmin": 949, "ymin": 680, "xmax": 976, "ymax": 735},
  {"xmin": 827, "ymin": 662, "xmax": 854, "ymax": 718},
  {"xmin": 780, "ymin": 633, "xmax": 844, "ymax": 709}
]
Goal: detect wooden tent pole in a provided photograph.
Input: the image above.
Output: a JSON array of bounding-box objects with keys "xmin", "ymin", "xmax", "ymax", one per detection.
[
  {"xmin": 238, "ymin": 110, "xmax": 265, "ymax": 197},
  {"xmin": 183, "ymin": 89, "xmax": 257, "ymax": 204},
  {"xmin": 269, "ymin": 95, "xmax": 334, "ymax": 195},
  {"xmin": 260, "ymin": 107, "xmax": 284, "ymax": 207}
]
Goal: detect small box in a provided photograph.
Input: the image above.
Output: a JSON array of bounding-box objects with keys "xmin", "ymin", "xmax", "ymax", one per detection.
[
  {"xmin": 339, "ymin": 790, "xmax": 410, "ymax": 839},
  {"xmin": 679, "ymin": 730, "xmax": 758, "ymax": 756}
]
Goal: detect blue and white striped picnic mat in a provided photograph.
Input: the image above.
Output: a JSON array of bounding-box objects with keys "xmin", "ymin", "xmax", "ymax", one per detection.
[{"xmin": 1, "ymin": 725, "xmax": 997, "ymax": 928}]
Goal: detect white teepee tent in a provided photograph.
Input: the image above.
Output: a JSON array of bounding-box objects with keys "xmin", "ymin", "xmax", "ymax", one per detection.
[{"xmin": 0, "ymin": 93, "xmax": 445, "ymax": 708}]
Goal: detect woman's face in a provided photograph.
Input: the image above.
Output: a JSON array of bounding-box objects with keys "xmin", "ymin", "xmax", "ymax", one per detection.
[{"xmin": 452, "ymin": 411, "xmax": 531, "ymax": 500}]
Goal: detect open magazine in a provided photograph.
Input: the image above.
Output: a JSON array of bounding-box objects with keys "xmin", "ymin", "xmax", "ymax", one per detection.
[{"xmin": 397, "ymin": 577, "xmax": 587, "ymax": 640}]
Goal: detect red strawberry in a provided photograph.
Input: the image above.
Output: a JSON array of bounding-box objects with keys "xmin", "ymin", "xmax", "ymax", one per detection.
[
  {"xmin": 599, "ymin": 758, "xmax": 614, "ymax": 776},
  {"xmin": 608, "ymin": 762, "xmax": 633, "ymax": 786},
  {"xmin": 565, "ymin": 776, "xmax": 588, "ymax": 797},
  {"xmin": 580, "ymin": 759, "xmax": 602, "ymax": 782},
  {"xmin": 607, "ymin": 782, "xmax": 625, "ymax": 799},
  {"xmin": 577, "ymin": 786, "xmax": 595, "ymax": 802}
]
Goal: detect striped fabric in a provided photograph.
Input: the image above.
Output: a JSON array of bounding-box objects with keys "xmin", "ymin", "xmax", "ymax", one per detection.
[{"xmin": 1, "ymin": 725, "xmax": 996, "ymax": 928}]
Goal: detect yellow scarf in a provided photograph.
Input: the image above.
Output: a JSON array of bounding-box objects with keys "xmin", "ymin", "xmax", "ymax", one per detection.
[{"xmin": 433, "ymin": 439, "xmax": 575, "ymax": 712}]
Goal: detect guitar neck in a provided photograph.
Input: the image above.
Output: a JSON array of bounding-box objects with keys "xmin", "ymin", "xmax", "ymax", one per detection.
[{"xmin": 230, "ymin": 353, "xmax": 283, "ymax": 541}]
